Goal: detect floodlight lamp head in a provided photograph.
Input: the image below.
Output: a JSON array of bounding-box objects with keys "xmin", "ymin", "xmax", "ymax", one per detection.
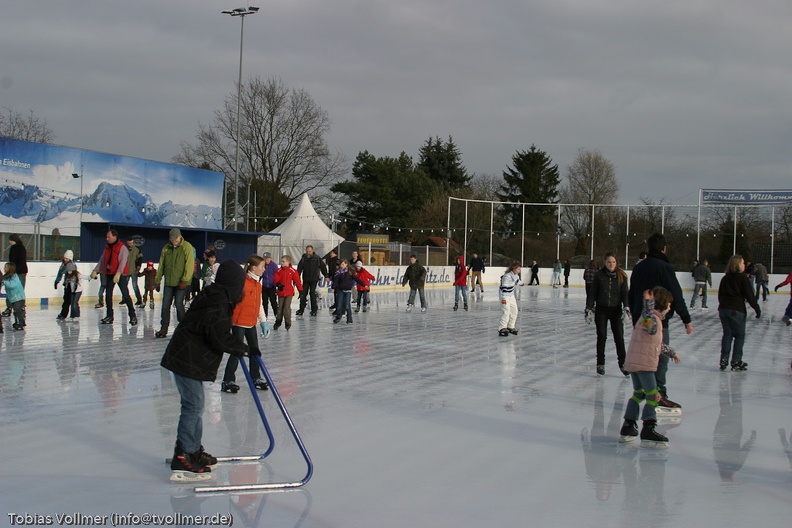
[
  {"xmin": 221, "ymin": 9, "xmax": 234, "ymax": 14},
  {"xmin": 249, "ymin": 6, "xmax": 260, "ymax": 11},
  {"xmin": 72, "ymin": 173, "xmax": 80, "ymax": 179}
]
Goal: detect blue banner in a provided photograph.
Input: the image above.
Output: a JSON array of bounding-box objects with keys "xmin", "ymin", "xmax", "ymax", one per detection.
[
  {"xmin": 0, "ymin": 137, "xmax": 224, "ymax": 229},
  {"xmin": 701, "ymin": 189, "xmax": 792, "ymax": 205}
]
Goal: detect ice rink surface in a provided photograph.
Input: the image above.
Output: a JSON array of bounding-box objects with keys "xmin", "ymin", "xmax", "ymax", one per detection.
[{"xmin": 1, "ymin": 286, "xmax": 791, "ymax": 527}]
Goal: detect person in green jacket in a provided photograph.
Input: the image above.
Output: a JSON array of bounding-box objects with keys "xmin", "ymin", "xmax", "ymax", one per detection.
[{"xmin": 154, "ymin": 228, "xmax": 195, "ymax": 338}]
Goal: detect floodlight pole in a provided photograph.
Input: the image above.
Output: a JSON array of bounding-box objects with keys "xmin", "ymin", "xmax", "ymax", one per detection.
[{"xmin": 222, "ymin": 6, "xmax": 259, "ymax": 230}]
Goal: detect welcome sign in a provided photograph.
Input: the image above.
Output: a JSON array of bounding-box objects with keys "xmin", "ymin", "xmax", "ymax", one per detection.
[{"xmin": 701, "ymin": 189, "xmax": 792, "ymax": 205}]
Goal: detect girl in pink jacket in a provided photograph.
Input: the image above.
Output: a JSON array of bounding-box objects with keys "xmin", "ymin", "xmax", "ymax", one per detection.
[{"xmin": 618, "ymin": 287, "xmax": 681, "ymax": 448}]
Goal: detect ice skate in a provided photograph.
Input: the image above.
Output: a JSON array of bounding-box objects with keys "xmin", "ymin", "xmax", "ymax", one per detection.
[
  {"xmin": 149, "ymin": 301, "xmax": 154, "ymax": 309},
  {"xmin": 498, "ymin": 328, "xmax": 509, "ymax": 337},
  {"xmin": 640, "ymin": 419, "xmax": 669, "ymax": 448},
  {"xmin": 656, "ymin": 394, "xmax": 682, "ymax": 415},
  {"xmin": 453, "ymin": 303, "xmax": 458, "ymax": 311},
  {"xmin": 421, "ymin": 307, "xmax": 426, "ymax": 313},
  {"xmin": 619, "ymin": 419, "xmax": 638, "ymax": 443},
  {"xmin": 253, "ymin": 378, "xmax": 269, "ymax": 391},
  {"xmin": 596, "ymin": 365, "xmax": 605, "ymax": 376},
  {"xmin": 508, "ymin": 328, "xmax": 518, "ymax": 335},
  {"xmin": 170, "ymin": 451, "xmax": 212, "ymax": 483},
  {"xmin": 405, "ymin": 304, "xmax": 413, "ymax": 313},
  {"xmin": 221, "ymin": 381, "xmax": 239, "ymax": 394},
  {"xmin": 731, "ymin": 361, "xmax": 748, "ymax": 371},
  {"xmin": 464, "ymin": 303, "xmax": 468, "ymax": 311},
  {"xmin": 720, "ymin": 359, "xmax": 729, "ymax": 371}
]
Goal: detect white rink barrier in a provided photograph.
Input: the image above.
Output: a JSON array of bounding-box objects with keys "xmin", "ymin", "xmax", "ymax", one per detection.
[{"xmin": 6, "ymin": 262, "xmax": 791, "ymax": 306}]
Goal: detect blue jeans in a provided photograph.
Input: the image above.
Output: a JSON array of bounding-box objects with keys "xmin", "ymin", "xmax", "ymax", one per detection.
[
  {"xmin": 128, "ymin": 275, "xmax": 142, "ymax": 303},
  {"xmin": 625, "ymin": 371, "xmax": 660, "ymax": 422},
  {"xmin": 173, "ymin": 373, "xmax": 205, "ymax": 454},
  {"xmin": 407, "ymin": 287, "xmax": 426, "ymax": 308},
  {"xmin": 454, "ymin": 285, "xmax": 468, "ymax": 305},
  {"xmin": 70, "ymin": 291, "xmax": 82, "ymax": 318},
  {"xmin": 335, "ymin": 290, "xmax": 352, "ymax": 322},
  {"xmin": 690, "ymin": 282, "xmax": 708, "ymax": 308},
  {"xmin": 785, "ymin": 297, "xmax": 792, "ymax": 320},
  {"xmin": 223, "ymin": 326, "xmax": 261, "ymax": 382},
  {"xmin": 719, "ymin": 308, "xmax": 747, "ymax": 364},
  {"xmin": 160, "ymin": 285, "xmax": 187, "ymax": 332},
  {"xmin": 754, "ymin": 280, "xmax": 769, "ymax": 302}
]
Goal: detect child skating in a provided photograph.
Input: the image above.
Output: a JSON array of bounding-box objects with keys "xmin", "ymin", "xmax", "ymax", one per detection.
[
  {"xmin": 3, "ymin": 262, "xmax": 26, "ymax": 331},
  {"xmin": 619, "ymin": 287, "xmax": 681, "ymax": 448},
  {"xmin": 498, "ymin": 262, "xmax": 522, "ymax": 336},
  {"xmin": 160, "ymin": 259, "xmax": 250, "ymax": 482},
  {"xmin": 221, "ymin": 255, "xmax": 270, "ymax": 394}
]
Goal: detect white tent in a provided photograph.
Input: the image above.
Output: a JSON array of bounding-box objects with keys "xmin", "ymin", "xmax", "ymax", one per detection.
[{"xmin": 257, "ymin": 193, "xmax": 344, "ymax": 261}]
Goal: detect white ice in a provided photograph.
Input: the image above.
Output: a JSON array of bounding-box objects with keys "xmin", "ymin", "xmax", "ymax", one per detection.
[{"xmin": 1, "ymin": 286, "xmax": 791, "ymax": 527}]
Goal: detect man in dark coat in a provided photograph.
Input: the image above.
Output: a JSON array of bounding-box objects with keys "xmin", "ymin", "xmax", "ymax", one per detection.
[
  {"xmin": 161, "ymin": 259, "xmax": 250, "ymax": 481},
  {"xmin": 296, "ymin": 245, "xmax": 328, "ymax": 316},
  {"xmin": 628, "ymin": 233, "xmax": 693, "ymax": 412}
]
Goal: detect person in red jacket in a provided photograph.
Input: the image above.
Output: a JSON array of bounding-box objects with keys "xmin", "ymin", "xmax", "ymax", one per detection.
[
  {"xmin": 774, "ymin": 271, "xmax": 792, "ymax": 326},
  {"xmin": 273, "ymin": 255, "xmax": 303, "ymax": 331},
  {"xmin": 453, "ymin": 255, "xmax": 468, "ymax": 311},
  {"xmin": 221, "ymin": 255, "xmax": 270, "ymax": 393},
  {"xmin": 354, "ymin": 261, "xmax": 376, "ymax": 313}
]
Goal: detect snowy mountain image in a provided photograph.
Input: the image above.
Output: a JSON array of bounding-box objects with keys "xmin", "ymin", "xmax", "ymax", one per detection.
[{"xmin": 0, "ymin": 181, "xmax": 221, "ymax": 228}]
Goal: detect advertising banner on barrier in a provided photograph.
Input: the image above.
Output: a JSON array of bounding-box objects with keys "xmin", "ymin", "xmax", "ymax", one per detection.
[
  {"xmin": 701, "ymin": 189, "xmax": 792, "ymax": 205},
  {"xmin": 0, "ymin": 137, "xmax": 224, "ymax": 230}
]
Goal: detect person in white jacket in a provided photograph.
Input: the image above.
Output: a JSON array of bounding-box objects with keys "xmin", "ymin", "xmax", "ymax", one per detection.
[{"xmin": 498, "ymin": 262, "xmax": 523, "ymax": 336}]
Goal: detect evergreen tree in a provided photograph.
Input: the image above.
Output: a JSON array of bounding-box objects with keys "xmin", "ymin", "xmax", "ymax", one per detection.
[
  {"xmin": 417, "ymin": 136, "xmax": 470, "ymax": 190},
  {"xmin": 497, "ymin": 145, "xmax": 560, "ymax": 234},
  {"xmin": 331, "ymin": 151, "xmax": 436, "ymax": 239}
]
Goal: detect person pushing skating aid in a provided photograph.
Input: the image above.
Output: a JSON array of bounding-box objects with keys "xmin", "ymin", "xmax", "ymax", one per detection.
[{"xmin": 160, "ymin": 259, "xmax": 252, "ymax": 482}]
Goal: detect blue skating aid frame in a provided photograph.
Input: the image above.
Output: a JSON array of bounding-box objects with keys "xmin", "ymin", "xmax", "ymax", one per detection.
[{"xmin": 193, "ymin": 354, "xmax": 314, "ymax": 493}]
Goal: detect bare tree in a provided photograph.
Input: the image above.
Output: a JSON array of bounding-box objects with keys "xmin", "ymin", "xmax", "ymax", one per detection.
[
  {"xmin": 560, "ymin": 149, "xmax": 618, "ymax": 254},
  {"xmin": 174, "ymin": 76, "xmax": 347, "ymax": 226},
  {"xmin": 0, "ymin": 106, "xmax": 55, "ymax": 143}
]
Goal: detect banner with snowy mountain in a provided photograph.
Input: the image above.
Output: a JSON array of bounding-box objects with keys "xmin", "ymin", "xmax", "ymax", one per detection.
[{"xmin": 0, "ymin": 137, "xmax": 224, "ymax": 231}]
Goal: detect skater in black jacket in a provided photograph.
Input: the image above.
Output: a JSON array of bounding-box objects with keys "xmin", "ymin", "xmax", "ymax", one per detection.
[
  {"xmin": 586, "ymin": 253, "xmax": 629, "ymax": 376},
  {"xmin": 161, "ymin": 259, "xmax": 250, "ymax": 482}
]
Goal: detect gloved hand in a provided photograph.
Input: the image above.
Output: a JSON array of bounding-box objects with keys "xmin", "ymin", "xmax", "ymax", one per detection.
[
  {"xmin": 624, "ymin": 307, "xmax": 631, "ymax": 320},
  {"xmin": 155, "ymin": 285, "xmax": 161, "ymax": 293},
  {"xmin": 775, "ymin": 285, "xmax": 780, "ymax": 292},
  {"xmin": 91, "ymin": 271, "xmax": 98, "ymax": 280},
  {"xmin": 276, "ymin": 283, "xmax": 284, "ymax": 291},
  {"xmin": 755, "ymin": 310, "xmax": 761, "ymax": 319},
  {"xmin": 259, "ymin": 321, "xmax": 270, "ymax": 338},
  {"xmin": 584, "ymin": 308, "xmax": 591, "ymax": 325},
  {"xmin": 113, "ymin": 273, "xmax": 121, "ymax": 284},
  {"xmin": 54, "ymin": 282, "xmax": 58, "ymax": 290},
  {"xmin": 178, "ymin": 280, "xmax": 187, "ymax": 290},
  {"xmin": 250, "ymin": 348, "xmax": 261, "ymax": 357}
]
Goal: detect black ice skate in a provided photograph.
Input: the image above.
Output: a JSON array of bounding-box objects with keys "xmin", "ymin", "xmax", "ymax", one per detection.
[
  {"xmin": 453, "ymin": 303, "xmax": 458, "ymax": 311},
  {"xmin": 656, "ymin": 394, "xmax": 682, "ymax": 415},
  {"xmin": 731, "ymin": 361, "xmax": 748, "ymax": 371},
  {"xmin": 170, "ymin": 451, "xmax": 212, "ymax": 483},
  {"xmin": 253, "ymin": 378, "xmax": 270, "ymax": 391},
  {"xmin": 221, "ymin": 381, "xmax": 240, "ymax": 394},
  {"xmin": 498, "ymin": 328, "xmax": 509, "ymax": 337},
  {"xmin": 596, "ymin": 365, "xmax": 605, "ymax": 376},
  {"xmin": 619, "ymin": 419, "xmax": 638, "ymax": 443},
  {"xmin": 720, "ymin": 359, "xmax": 729, "ymax": 371},
  {"xmin": 640, "ymin": 419, "xmax": 669, "ymax": 448}
]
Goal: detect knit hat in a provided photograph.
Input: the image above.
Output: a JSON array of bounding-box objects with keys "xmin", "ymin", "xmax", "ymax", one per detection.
[
  {"xmin": 214, "ymin": 259, "xmax": 246, "ymax": 302},
  {"xmin": 168, "ymin": 228, "xmax": 181, "ymax": 240},
  {"xmin": 64, "ymin": 250, "xmax": 74, "ymax": 260},
  {"xmin": 355, "ymin": 261, "xmax": 363, "ymax": 268},
  {"xmin": 262, "ymin": 252, "xmax": 272, "ymax": 259},
  {"xmin": 146, "ymin": 260, "xmax": 154, "ymax": 268}
]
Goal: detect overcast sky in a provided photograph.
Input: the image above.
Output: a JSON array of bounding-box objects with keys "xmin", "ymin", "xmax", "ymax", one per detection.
[{"xmin": 2, "ymin": 0, "xmax": 791, "ymax": 206}]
